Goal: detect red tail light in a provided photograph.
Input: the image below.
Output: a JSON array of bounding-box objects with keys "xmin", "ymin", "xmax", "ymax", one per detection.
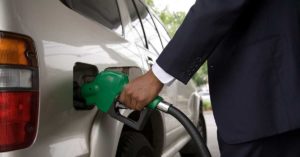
[{"xmin": 0, "ymin": 31, "xmax": 38, "ymax": 152}]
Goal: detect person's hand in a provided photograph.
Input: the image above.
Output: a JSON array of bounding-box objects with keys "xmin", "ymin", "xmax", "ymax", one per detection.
[{"xmin": 119, "ymin": 69, "xmax": 163, "ymax": 110}]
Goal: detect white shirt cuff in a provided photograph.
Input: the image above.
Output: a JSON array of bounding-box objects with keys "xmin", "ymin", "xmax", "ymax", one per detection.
[{"xmin": 152, "ymin": 62, "xmax": 175, "ymax": 86}]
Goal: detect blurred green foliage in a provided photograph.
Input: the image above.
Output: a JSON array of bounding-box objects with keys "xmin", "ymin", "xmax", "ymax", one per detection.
[
  {"xmin": 203, "ymin": 100, "xmax": 212, "ymax": 110},
  {"xmin": 158, "ymin": 10, "xmax": 186, "ymax": 37},
  {"xmin": 145, "ymin": 0, "xmax": 208, "ymax": 86},
  {"xmin": 193, "ymin": 62, "xmax": 208, "ymax": 86},
  {"xmin": 145, "ymin": 0, "xmax": 185, "ymax": 38}
]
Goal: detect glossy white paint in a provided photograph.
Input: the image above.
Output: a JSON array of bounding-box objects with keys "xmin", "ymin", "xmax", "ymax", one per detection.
[{"xmin": 0, "ymin": 0, "xmax": 201, "ymax": 156}]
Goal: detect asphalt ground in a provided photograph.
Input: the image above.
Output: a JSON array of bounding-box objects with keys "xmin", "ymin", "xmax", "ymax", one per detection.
[{"xmin": 204, "ymin": 111, "xmax": 220, "ymax": 157}]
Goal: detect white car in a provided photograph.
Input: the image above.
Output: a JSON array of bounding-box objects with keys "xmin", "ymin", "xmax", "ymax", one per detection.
[
  {"xmin": 0, "ymin": 0, "xmax": 206, "ymax": 156},
  {"xmin": 199, "ymin": 90, "xmax": 211, "ymax": 103}
]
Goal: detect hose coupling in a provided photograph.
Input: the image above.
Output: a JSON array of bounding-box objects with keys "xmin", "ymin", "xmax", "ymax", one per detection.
[{"xmin": 156, "ymin": 101, "xmax": 172, "ymax": 112}]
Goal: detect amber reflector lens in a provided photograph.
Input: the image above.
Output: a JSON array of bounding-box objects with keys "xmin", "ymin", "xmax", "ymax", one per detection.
[{"xmin": 0, "ymin": 38, "xmax": 29, "ymax": 65}]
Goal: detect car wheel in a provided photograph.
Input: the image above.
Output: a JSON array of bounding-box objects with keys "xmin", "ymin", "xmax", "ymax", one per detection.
[
  {"xmin": 180, "ymin": 113, "xmax": 207, "ymax": 157},
  {"xmin": 198, "ymin": 113, "xmax": 207, "ymax": 144},
  {"xmin": 116, "ymin": 131, "xmax": 154, "ymax": 157}
]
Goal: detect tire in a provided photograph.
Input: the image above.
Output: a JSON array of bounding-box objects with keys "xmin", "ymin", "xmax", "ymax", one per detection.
[
  {"xmin": 116, "ymin": 132, "xmax": 154, "ymax": 157},
  {"xmin": 180, "ymin": 113, "xmax": 207, "ymax": 157},
  {"xmin": 198, "ymin": 114, "xmax": 207, "ymax": 144}
]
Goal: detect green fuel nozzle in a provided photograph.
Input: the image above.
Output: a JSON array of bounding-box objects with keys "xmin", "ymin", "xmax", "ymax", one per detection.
[
  {"xmin": 80, "ymin": 70, "xmax": 162, "ymax": 130},
  {"xmin": 80, "ymin": 70, "xmax": 211, "ymax": 157}
]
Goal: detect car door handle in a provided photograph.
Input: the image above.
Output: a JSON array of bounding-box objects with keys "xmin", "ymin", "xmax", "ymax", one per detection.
[{"xmin": 147, "ymin": 57, "xmax": 154, "ymax": 67}]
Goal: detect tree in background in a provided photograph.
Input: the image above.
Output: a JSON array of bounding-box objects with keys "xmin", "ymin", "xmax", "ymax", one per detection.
[
  {"xmin": 145, "ymin": 0, "xmax": 208, "ymax": 86},
  {"xmin": 158, "ymin": 9, "xmax": 186, "ymax": 37},
  {"xmin": 145, "ymin": 0, "xmax": 185, "ymax": 37}
]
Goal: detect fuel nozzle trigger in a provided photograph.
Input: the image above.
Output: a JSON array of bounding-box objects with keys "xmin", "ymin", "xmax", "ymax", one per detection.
[{"xmin": 108, "ymin": 100, "xmax": 153, "ymax": 130}]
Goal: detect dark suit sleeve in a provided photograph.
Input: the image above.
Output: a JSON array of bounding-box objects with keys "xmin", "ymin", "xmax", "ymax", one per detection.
[{"xmin": 156, "ymin": 0, "xmax": 250, "ymax": 84}]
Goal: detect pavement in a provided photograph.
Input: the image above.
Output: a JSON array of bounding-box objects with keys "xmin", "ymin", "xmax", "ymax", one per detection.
[{"xmin": 204, "ymin": 111, "xmax": 220, "ymax": 157}]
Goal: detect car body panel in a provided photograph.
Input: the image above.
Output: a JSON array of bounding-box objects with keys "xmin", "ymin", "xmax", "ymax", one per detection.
[{"xmin": 0, "ymin": 0, "xmax": 202, "ymax": 157}]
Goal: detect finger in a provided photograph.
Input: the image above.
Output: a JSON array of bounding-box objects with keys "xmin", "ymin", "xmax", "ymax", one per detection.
[
  {"xmin": 124, "ymin": 90, "xmax": 133, "ymax": 109},
  {"xmin": 135, "ymin": 98, "xmax": 146, "ymax": 111},
  {"xmin": 136, "ymin": 103, "xmax": 144, "ymax": 111},
  {"xmin": 127, "ymin": 96, "xmax": 134, "ymax": 109},
  {"xmin": 123, "ymin": 94, "xmax": 129, "ymax": 108},
  {"xmin": 131, "ymin": 98, "xmax": 138, "ymax": 110},
  {"xmin": 119, "ymin": 91, "xmax": 125, "ymax": 104},
  {"xmin": 123, "ymin": 85, "xmax": 133, "ymax": 109}
]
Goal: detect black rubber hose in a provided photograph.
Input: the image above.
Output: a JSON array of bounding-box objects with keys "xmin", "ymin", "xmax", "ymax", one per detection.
[{"xmin": 167, "ymin": 105, "xmax": 211, "ymax": 157}]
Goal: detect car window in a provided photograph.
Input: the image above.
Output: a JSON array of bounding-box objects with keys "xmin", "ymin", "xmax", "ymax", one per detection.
[
  {"xmin": 133, "ymin": 0, "xmax": 164, "ymax": 54},
  {"xmin": 152, "ymin": 16, "xmax": 171, "ymax": 48},
  {"xmin": 125, "ymin": 0, "xmax": 164, "ymax": 54},
  {"xmin": 124, "ymin": 0, "xmax": 147, "ymax": 48},
  {"xmin": 62, "ymin": 0, "xmax": 122, "ymax": 35}
]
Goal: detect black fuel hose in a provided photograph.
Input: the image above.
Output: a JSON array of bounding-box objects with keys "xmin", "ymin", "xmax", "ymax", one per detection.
[{"xmin": 167, "ymin": 105, "xmax": 211, "ymax": 157}]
